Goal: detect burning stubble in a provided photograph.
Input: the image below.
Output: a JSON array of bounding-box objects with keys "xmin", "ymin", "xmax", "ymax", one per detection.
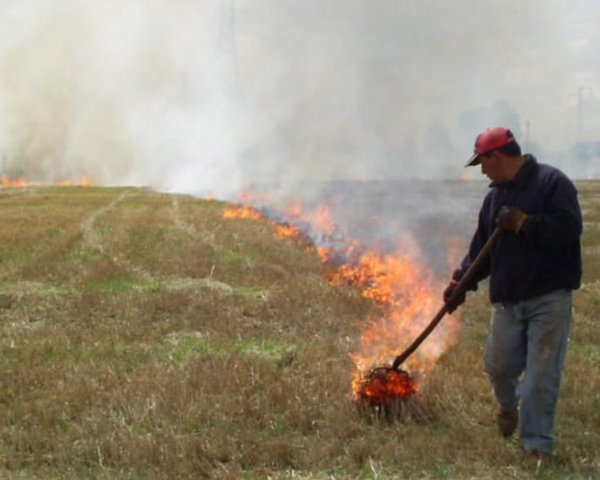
[{"xmin": 223, "ymin": 190, "xmax": 465, "ymax": 415}]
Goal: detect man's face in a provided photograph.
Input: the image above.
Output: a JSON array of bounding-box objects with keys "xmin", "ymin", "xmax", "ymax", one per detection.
[{"xmin": 480, "ymin": 151, "xmax": 506, "ymax": 183}]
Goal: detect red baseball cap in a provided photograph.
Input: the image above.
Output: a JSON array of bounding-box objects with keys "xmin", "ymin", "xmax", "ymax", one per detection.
[{"xmin": 466, "ymin": 127, "xmax": 516, "ymax": 166}]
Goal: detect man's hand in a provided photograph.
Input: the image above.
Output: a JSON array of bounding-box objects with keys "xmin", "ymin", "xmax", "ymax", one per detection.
[
  {"xmin": 443, "ymin": 280, "xmax": 466, "ymax": 314},
  {"xmin": 496, "ymin": 206, "xmax": 527, "ymax": 233}
]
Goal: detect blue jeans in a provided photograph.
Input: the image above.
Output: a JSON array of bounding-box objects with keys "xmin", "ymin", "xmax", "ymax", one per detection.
[{"xmin": 483, "ymin": 289, "xmax": 572, "ymax": 453}]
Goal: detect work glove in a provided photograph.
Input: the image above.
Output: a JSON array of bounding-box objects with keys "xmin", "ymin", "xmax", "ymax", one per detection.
[
  {"xmin": 443, "ymin": 280, "xmax": 466, "ymax": 314},
  {"xmin": 496, "ymin": 206, "xmax": 527, "ymax": 234}
]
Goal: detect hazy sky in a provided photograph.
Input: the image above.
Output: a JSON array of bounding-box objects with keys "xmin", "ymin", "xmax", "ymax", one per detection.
[{"xmin": 0, "ymin": 0, "xmax": 599, "ymax": 196}]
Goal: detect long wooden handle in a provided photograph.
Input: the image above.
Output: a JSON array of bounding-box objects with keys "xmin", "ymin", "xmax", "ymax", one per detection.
[{"xmin": 391, "ymin": 227, "xmax": 502, "ymax": 370}]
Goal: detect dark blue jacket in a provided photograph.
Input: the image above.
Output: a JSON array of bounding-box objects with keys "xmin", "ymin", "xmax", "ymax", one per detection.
[{"xmin": 453, "ymin": 155, "xmax": 582, "ymax": 304}]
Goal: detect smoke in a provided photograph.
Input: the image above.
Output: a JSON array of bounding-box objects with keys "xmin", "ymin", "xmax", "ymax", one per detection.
[
  {"xmin": 0, "ymin": 0, "xmax": 248, "ymax": 196},
  {"xmin": 1, "ymin": 0, "xmax": 599, "ymax": 195}
]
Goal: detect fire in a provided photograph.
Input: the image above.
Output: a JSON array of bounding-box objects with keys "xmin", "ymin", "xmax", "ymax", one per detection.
[
  {"xmin": 283, "ymin": 202, "xmax": 336, "ymax": 235},
  {"xmin": 326, "ymin": 242, "xmax": 456, "ymax": 404},
  {"xmin": 222, "ymin": 205, "xmax": 263, "ymax": 220},
  {"xmin": 311, "ymin": 205, "xmax": 336, "ymax": 235},
  {"xmin": 353, "ymin": 368, "xmax": 418, "ymax": 406},
  {"xmin": 1, "ymin": 174, "xmax": 93, "ymax": 187},
  {"xmin": 276, "ymin": 223, "xmax": 300, "ymax": 238},
  {"xmin": 283, "ymin": 201, "xmax": 303, "ymax": 218},
  {"xmin": 1, "ymin": 174, "xmax": 28, "ymax": 186},
  {"xmin": 223, "ymin": 196, "xmax": 332, "ymax": 244},
  {"xmin": 222, "ymin": 192, "xmax": 461, "ymax": 405},
  {"xmin": 54, "ymin": 175, "xmax": 93, "ymax": 187}
]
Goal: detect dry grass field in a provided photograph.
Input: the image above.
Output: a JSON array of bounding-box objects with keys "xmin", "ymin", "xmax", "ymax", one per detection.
[{"xmin": 0, "ymin": 183, "xmax": 599, "ymax": 479}]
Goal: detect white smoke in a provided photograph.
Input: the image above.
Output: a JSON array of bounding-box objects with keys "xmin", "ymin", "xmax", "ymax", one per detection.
[
  {"xmin": 0, "ymin": 0, "xmax": 248, "ymax": 196},
  {"xmin": 1, "ymin": 0, "xmax": 599, "ymax": 195}
]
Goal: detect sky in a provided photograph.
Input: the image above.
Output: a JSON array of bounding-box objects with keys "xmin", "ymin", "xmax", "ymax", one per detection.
[{"xmin": 1, "ymin": 0, "xmax": 599, "ymax": 197}]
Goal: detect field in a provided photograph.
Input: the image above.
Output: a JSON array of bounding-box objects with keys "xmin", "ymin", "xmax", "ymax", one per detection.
[{"xmin": 0, "ymin": 183, "xmax": 599, "ymax": 479}]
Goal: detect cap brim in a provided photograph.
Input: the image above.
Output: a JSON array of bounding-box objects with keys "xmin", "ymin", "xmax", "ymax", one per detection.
[{"xmin": 465, "ymin": 153, "xmax": 481, "ymax": 167}]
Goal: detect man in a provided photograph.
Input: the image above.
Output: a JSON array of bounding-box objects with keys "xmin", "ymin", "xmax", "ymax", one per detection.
[{"xmin": 444, "ymin": 127, "xmax": 582, "ymax": 464}]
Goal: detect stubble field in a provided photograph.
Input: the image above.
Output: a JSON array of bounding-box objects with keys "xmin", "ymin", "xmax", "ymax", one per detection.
[{"xmin": 0, "ymin": 183, "xmax": 599, "ymax": 479}]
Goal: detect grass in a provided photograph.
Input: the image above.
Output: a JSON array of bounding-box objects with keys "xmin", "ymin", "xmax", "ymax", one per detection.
[
  {"xmin": 84, "ymin": 279, "xmax": 164, "ymax": 293},
  {"xmin": 0, "ymin": 183, "xmax": 599, "ymax": 479}
]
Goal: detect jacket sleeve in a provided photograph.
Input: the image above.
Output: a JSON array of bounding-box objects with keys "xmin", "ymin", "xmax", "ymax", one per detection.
[
  {"xmin": 451, "ymin": 205, "xmax": 492, "ymax": 290},
  {"xmin": 522, "ymin": 173, "xmax": 582, "ymax": 246}
]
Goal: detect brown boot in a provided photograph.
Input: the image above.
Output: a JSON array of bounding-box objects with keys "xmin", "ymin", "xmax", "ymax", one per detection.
[{"xmin": 496, "ymin": 407, "xmax": 518, "ymax": 437}]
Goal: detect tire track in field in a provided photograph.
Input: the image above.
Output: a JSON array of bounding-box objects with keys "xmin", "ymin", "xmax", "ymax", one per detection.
[
  {"xmin": 0, "ymin": 188, "xmax": 116, "ymax": 282},
  {"xmin": 79, "ymin": 189, "xmax": 155, "ymax": 281},
  {"xmin": 169, "ymin": 195, "xmax": 196, "ymax": 236},
  {"xmin": 167, "ymin": 195, "xmax": 231, "ymax": 291},
  {"xmin": 169, "ymin": 194, "xmax": 216, "ymax": 246},
  {"xmin": 80, "ymin": 190, "xmax": 132, "ymax": 252}
]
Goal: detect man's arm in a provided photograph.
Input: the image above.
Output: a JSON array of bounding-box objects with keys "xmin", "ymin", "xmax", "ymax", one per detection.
[{"xmin": 521, "ymin": 174, "xmax": 582, "ymax": 246}]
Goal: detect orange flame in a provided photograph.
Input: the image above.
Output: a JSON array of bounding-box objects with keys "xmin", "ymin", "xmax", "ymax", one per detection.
[
  {"xmin": 223, "ymin": 193, "xmax": 462, "ymax": 403},
  {"xmin": 1, "ymin": 174, "xmax": 28, "ymax": 186},
  {"xmin": 311, "ymin": 204, "xmax": 336, "ymax": 235},
  {"xmin": 314, "ymin": 217, "xmax": 461, "ymax": 401},
  {"xmin": 222, "ymin": 205, "xmax": 263, "ymax": 220},
  {"xmin": 55, "ymin": 175, "xmax": 93, "ymax": 187},
  {"xmin": 346, "ymin": 253, "xmax": 441, "ymax": 364},
  {"xmin": 283, "ymin": 201, "xmax": 303, "ymax": 218},
  {"xmin": 353, "ymin": 368, "xmax": 418, "ymax": 406},
  {"xmin": 224, "ymin": 195, "xmax": 336, "ymax": 245},
  {"xmin": 1, "ymin": 174, "xmax": 93, "ymax": 187},
  {"xmin": 276, "ymin": 224, "xmax": 300, "ymax": 238},
  {"xmin": 283, "ymin": 201, "xmax": 336, "ymax": 235}
]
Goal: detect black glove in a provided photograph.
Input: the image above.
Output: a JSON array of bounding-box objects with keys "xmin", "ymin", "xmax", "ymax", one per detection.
[
  {"xmin": 443, "ymin": 280, "xmax": 466, "ymax": 314},
  {"xmin": 496, "ymin": 206, "xmax": 527, "ymax": 234}
]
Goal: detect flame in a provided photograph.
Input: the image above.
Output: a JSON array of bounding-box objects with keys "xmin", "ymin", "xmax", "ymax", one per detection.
[
  {"xmin": 224, "ymin": 194, "xmax": 335, "ymax": 245},
  {"xmin": 311, "ymin": 204, "xmax": 336, "ymax": 235},
  {"xmin": 322, "ymin": 241, "xmax": 457, "ymax": 403},
  {"xmin": 222, "ymin": 193, "xmax": 462, "ymax": 404},
  {"xmin": 1, "ymin": 174, "xmax": 28, "ymax": 186},
  {"xmin": 55, "ymin": 175, "xmax": 93, "ymax": 187},
  {"xmin": 323, "ymin": 230, "xmax": 462, "ymax": 402},
  {"xmin": 222, "ymin": 205, "xmax": 263, "ymax": 220},
  {"xmin": 276, "ymin": 223, "xmax": 300, "ymax": 238},
  {"xmin": 353, "ymin": 368, "xmax": 418, "ymax": 406},
  {"xmin": 283, "ymin": 201, "xmax": 303, "ymax": 218},
  {"xmin": 1, "ymin": 174, "xmax": 93, "ymax": 187},
  {"xmin": 283, "ymin": 201, "xmax": 336, "ymax": 235}
]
